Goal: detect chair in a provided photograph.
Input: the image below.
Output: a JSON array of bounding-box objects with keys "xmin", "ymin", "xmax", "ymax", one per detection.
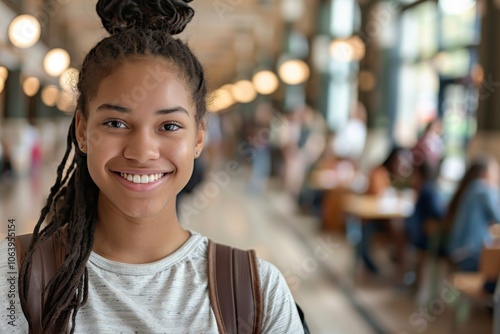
[{"xmin": 449, "ymin": 246, "xmax": 500, "ymax": 333}]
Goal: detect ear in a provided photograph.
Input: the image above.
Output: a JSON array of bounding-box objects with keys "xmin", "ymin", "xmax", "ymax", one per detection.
[
  {"xmin": 194, "ymin": 119, "xmax": 206, "ymax": 158},
  {"xmin": 75, "ymin": 110, "xmax": 87, "ymax": 150}
]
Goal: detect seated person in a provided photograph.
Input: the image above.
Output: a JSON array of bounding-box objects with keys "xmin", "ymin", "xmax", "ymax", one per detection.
[
  {"xmin": 360, "ymin": 147, "xmax": 410, "ymax": 274},
  {"xmin": 298, "ymin": 131, "xmax": 339, "ymax": 216},
  {"xmin": 405, "ymin": 162, "xmax": 446, "ymax": 252},
  {"xmin": 403, "ymin": 162, "xmax": 447, "ymax": 288},
  {"xmin": 446, "ymin": 154, "xmax": 500, "ymax": 272}
]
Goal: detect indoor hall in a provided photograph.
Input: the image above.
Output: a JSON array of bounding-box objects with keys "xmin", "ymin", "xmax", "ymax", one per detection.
[{"xmin": 1, "ymin": 0, "xmax": 500, "ymax": 333}]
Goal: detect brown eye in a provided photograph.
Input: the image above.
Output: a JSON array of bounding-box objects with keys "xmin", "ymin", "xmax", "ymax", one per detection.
[
  {"xmin": 161, "ymin": 122, "xmax": 182, "ymax": 131},
  {"xmin": 103, "ymin": 120, "xmax": 127, "ymax": 129}
]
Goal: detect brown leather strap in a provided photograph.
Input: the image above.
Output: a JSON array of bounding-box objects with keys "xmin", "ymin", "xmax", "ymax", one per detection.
[
  {"xmin": 208, "ymin": 240, "xmax": 227, "ymax": 333},
  {"xmin": 15, "ymin": 233, "xmax": 64, "ymax": 334},
  {"xmin": 247, "ymin": 249, "xmax": 263, "ymax": 333},
  {"xmin": 233, "ymin": 248, "xmax": 262, "ymax": 334},
  {"xmin": 208, "ymin": 240, "xmax": 262, "ymax": 334}
]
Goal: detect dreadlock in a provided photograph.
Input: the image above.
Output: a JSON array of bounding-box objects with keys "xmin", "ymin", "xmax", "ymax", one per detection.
[{"xmin": 18, "ymin": 0, "xmax": 207, "ymax": 332}]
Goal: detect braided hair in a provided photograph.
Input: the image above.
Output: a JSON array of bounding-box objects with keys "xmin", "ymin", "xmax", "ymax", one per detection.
[{"xmin": 18, "ymin": 1, "xmax": 207, "ymax": 332}]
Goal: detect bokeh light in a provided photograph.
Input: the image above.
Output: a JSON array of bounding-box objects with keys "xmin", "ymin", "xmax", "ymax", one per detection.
[{"xmin": 8, "ymin": 15, "xmax": 41, "ymax": 49}]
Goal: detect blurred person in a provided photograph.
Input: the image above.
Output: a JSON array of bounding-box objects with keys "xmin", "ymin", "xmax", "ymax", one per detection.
[
  {"xmin": 446, "ymin": 155, "xmax": 500, "ymax": 272},
  {"xmin": 299, "ymin": 131, "xmax": 338, "ymax": 216},
  {"xmin": 411, "ymin": 118, "xmax": 444, "ymax": 170},
  {"xmin": 365, "ymin": 156, "xmax": 392, "ymax": 197},
  {"xmin": 333, "ymin": 101, "xmax": 367, "ymax": 168},
  {"xmin": 282, "ymin": 105, "xmax": 326, "ymax": 200},
  {"xmin": 247, "ymin": 102, "xmax": 273, "ymax": 194},
  {"xmin": 404, "ymin": 162, "xmax": 447, "ymax": 289},
  {"xmin": 28, "ymin": 123, "xmax": 43, "ymax": 176},
  {"xmin": 405, "ymin": 162, "xmax": 446, "ymax": 252},
  {"xmin": 281, "ymin": 108, "xmax": 302, "ymax": 197},
  {"xmin": 360, "ymin": 147, "xmax": 411, "ymax": 274},
  {"xmin": 0, "ymin": 1, "xmax": 305, "ymax": 333}
]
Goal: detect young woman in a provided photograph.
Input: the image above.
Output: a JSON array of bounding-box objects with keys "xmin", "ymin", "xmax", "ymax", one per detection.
[
  {"xmin": 446, "ymin": 154, "xmax": 500, "ymax": 271},
  {"xmin": 0, "ymin": 1, "xmax": 304, "ymax": 333}
]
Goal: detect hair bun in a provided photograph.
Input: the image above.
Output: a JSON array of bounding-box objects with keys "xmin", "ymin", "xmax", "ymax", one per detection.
[{"xmin": 97, "ymin": 0, "xmax": 194, "ymax": 35}]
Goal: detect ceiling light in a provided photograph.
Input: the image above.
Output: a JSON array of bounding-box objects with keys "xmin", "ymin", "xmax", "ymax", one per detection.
[
  {"xmin": 278, "ymin": 59, "xmax": 310, "ymax": 85},
  {"xmin": 210, "ymin": 87, "xmax": 235, "ymax": 112},
  {"xmin": 41, "ymin": 85, "xmax": 59, "ymax": 107},
  {"xmin": 8, "ymin": 15, "xmax": 41, "ymax": 49},
  {"xmin": 44, "ymin": 48, "xmax": 71, "ymax": 77},
  {"xmin": 22, "ymin": 77, "xmax": 40, "ymax": 97},
  {"xmin": 330, "ymin": 36, "xmax": 366, "ymax": 62},
  {"xmin": 231, "ymin": 80, "xmax": 257, "ymax": 104},
  {"xmin": 252, "ymin": 71, "xmax": 279, "ymax": 95}
]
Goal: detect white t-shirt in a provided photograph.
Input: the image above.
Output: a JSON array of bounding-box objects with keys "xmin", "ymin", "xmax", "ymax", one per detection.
[{"xmin": 0, "ymin": 231, "xmax": 304, "ymax": 333}]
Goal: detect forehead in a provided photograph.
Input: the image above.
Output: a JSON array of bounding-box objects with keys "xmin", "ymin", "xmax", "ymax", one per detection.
[{"xmin": 92, "ymin": 58, "xmax": 193, "ymax": 110}]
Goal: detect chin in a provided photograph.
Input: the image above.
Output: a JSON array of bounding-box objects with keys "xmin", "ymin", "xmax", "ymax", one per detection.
[{"xmin": 121, "ymin": 198, "xmax": 176, "ymax": 219}]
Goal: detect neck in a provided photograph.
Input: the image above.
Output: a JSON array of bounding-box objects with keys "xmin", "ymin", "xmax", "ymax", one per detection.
[{"xmin": 92, "ymin": 196, "xmax": 190, "ymax": 264}]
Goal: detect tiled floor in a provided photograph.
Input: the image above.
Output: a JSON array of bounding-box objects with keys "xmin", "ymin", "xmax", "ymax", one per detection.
[{"xmin": 1, "ymin": 162, "xmax": 494, "ymax": 334}]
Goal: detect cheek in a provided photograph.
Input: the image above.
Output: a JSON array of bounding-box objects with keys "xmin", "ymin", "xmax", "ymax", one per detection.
[
  {"xmin": 85, "ymin": 125, "xmax": 106, "ymax": 151},
  {"xmin": 168, "ymin": 142, "xmax": 193, "ymax": 166},
  {"xmin": 85, "ymin": 133, "xmax": 118, "ymax": 181},
  {"xmin": 86, "ymin": 151, "xmax": 107, "ymax": 185},
  {"xmin": 164, "ymin": 140, "xmax": 194, "ymax": 177},
  {"xmin": 168, "ymin": 133, "xmax": 197, "ymax": 158}
]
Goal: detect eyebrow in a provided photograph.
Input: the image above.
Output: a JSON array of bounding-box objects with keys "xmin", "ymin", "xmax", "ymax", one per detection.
[{"xmin": 96, "ymin": 104, "xmax": 189, "ymax": 116}]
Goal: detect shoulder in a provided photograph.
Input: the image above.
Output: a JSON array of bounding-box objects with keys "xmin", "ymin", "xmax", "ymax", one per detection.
[
  {"xmin": 468, "ymin": 180, "xmax": 497, "ymax": 201},
  {"xmin": 256, "ymin": 258, "xmax": 296, "ymax": 307},
  {"xmin": 257, "ymin": 258, "xmax": 289, "ymax": 290},
  {"xmin": 255, "ymin": 258, "xmax": 304, "ymax": 333}
]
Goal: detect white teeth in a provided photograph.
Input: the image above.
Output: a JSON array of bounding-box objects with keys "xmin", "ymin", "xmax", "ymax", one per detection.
[{"xmin": 119, "ymin": 172, "xmax": 165, "ymax": 184}]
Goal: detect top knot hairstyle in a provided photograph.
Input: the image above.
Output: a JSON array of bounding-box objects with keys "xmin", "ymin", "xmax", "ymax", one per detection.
[
  {"xmin": 18, "ymin": 1, "xmax": 207, "ymax": 333},
  {"xmin": 97, "ymin": 0, "xmax": 195, "ymax": 35}
]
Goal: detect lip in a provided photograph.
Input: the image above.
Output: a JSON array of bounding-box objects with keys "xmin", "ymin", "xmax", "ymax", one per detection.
[
  {"xmin": 111, "ymin": 169, "xmax": 170, "ymax": 175},
  {"xmin": 110, "ymin": 169, "xmax": 172, "ymax": 192}
]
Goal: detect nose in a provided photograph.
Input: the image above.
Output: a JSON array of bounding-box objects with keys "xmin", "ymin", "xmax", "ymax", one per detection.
[{"xmin": 123, "ymin": 129, "xmax": 160, "ymax": 163}]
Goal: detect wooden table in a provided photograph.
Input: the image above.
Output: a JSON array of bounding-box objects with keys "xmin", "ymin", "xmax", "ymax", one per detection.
[
  {"xmin": 343, "ymin": 192, "xmax": 415, "ymax": 281},
  {"xmin": 343, "ymin": 193, "xmax": 413, "ymax": 220},
  {"xmin": 343, "ymin": 193, "xmax": 414, "ymax": 244},
  {"xmin": 481, "ymin": 245, "xmax": 500, "ymax": 281}
]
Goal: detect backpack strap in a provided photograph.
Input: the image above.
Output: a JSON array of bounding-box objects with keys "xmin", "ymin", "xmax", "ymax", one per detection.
[
  {"xmin": 15, "ymin": 233, "xmax": 65, "ymax": 334},
  {"xmin": 207, "ymin": 240, "xmax": 263, "ymax": 334}
]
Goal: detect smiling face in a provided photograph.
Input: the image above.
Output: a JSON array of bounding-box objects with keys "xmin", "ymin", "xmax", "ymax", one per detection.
[{"xmin": 76, "ymin": 58, "xmax": 205, "ymax": 219}]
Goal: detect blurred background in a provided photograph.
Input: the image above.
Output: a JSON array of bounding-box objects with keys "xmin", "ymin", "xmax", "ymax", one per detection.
[{"xmin": 1, "ymin": 0, "xmax": 500, "ymax": 333}]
